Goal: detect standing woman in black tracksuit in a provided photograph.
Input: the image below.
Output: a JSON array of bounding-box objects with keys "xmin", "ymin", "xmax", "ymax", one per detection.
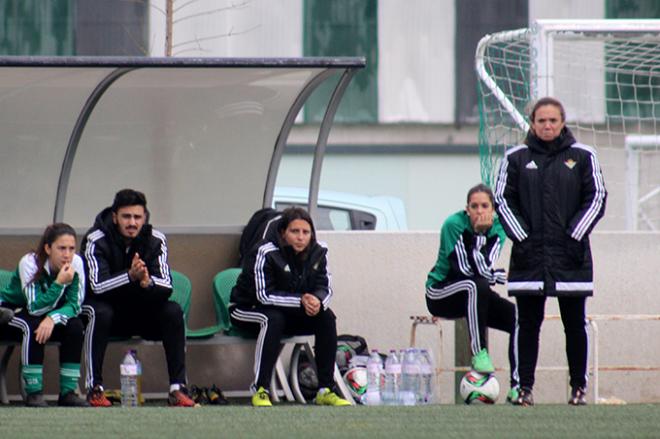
[
  {"xmin": 495, "ymin": 97, "xmax": 607, "ymax": 406},
  {"xmin": 230, "ymin": 207, "xmax": 350, "ymax": 407}
]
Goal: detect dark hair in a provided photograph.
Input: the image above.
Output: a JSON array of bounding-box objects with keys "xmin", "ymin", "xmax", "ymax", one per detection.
[
  {"xmin": 111, "ymin": 189, "xmax": 147, "ymax": 213},
  {"xmin": 529, "ymin": 96, "xmax": 566, "ymax": 123},
  {"xmin": 466, "ymin": 183, "xmax": 494, "ymax": 206},
  {"xmin": 32, "ymin": 223, "xmax": 77, "ymax": 284},
  {"xmin": 277, "ymin": 207, "xmax": 316, "ymax": 245}
]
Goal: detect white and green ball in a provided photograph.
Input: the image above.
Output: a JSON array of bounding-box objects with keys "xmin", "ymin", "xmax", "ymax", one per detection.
[{"xmin": 459, "ymin": 371, "xmax": 500, "ymax": 404}]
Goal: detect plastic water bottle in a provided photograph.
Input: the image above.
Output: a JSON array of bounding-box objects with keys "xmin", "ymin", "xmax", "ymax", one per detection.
[
  {"xmin": 419, "ymin": 349, "xmax": 434, "ymax": 404},
  {"xmin": 382, "ymin": 349, "xmax": 401, "ymax": 405},
  {"xmin": 401, "ymin": 348, "xmax": 421, "ymax": 406},
  {"xmin": 365, "ymin": 350, "xmax": 383, "ymax": 406},
  {"xmin": 132, "ymin": 350, "xmax": 144, "ymax": 406},
  {"xmin": 120, "ymin": 350, "xmax": 139, "ymax": 407}
]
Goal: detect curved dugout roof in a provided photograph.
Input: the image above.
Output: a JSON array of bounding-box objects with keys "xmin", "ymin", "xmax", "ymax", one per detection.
[{"xmin": 0, "ymin": 56, "xmax": 364, "ymax": 232}]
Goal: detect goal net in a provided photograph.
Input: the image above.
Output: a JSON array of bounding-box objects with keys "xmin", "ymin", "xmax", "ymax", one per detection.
[{"xmin": 476, "ymin": 19, "xmax": 660, "ymax": 231}]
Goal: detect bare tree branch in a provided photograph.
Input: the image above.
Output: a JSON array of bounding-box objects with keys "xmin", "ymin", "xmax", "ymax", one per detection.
[
  {"xmin": 120, "ymin": 0, "xmax": 166, "ymax": 16},
  {"xmin": 121, "ymin": 24, "xmax": 150, "ymax": 56},
  {"xmin": 172, "ymin": 23, "xmax": 260, "ymax": 49},
  {"xmin": 173, "ymin": 0, "xmax": 251, "ymax": 25},
  {"xmin": 172, "ymin": 0, "xmax": 199, "ymax": 13}
]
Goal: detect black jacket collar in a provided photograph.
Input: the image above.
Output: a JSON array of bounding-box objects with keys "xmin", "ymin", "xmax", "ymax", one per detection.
[
  {"xmin": 93, "ymin": 206, "xmax": 153, "ymax": 250},
  {"xmin": 525, "ymin": 126, "xmax": 576, "ymax": 155}
]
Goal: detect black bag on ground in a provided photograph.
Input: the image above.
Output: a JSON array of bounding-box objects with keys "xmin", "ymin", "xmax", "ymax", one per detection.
[
  {"xmin": 238, "ymin": 207, "xmax": 282, "ymax": 265},
  {"xmin": 296, "ymin": 350, "xmax": 320, "ymax": 401},
  {"xmin": 335, "ymin": 334, "xmax": 369, "ymax": 374},
  {"xmin": 294, "ymin": 334, "xmax": 369, "ymax": 401}
]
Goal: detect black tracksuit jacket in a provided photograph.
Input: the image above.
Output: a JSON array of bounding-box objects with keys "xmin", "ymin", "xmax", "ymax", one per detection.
[
  {"xmin": 81, "ymin": 207, "xmax": 172, "ymax": 304},
  {"xmin": 494, "ymin": 127, "xmax": 607, "ymax": 297},
  {"xmin": 230, "ymin": 236, "xmax": 332, "ymax": 311}
]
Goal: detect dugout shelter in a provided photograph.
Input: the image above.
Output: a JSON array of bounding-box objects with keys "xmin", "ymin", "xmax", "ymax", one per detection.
[{"xmin": 0, "ymin": 56, "xmax": 364, "ymax": 397}]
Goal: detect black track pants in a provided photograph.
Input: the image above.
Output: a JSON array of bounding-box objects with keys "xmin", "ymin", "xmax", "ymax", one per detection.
[
  {"xmin": 230, "ymin": 305, "xmax": 337, "ymax": 391},
  {"xmin": 426, "ymin": 277, "xmax": 518, "ymax": 387},
  {"xmin": 515, "ymin": 296, "xmax": 588, "ymax": 390},
  {"xmin": 81, "ymin": 295, "xmax": 187, "ymax": 390}
]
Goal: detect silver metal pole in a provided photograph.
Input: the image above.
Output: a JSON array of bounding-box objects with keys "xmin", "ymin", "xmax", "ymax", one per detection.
[
  {"xmin": 308, "ymin": 68, "xmax": 357, "ymax": 220},
  {"xmin": 53, "ymin": 67, "xmax": 135, "ymax": 223}
]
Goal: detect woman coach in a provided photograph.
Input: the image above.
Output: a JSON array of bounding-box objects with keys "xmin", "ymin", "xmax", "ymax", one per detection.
[{"xmin": 495, "ymin": 96, "xmax": 607, "ymax": 406}]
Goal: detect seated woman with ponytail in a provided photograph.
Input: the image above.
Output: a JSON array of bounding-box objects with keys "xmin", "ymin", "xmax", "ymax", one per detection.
[{"xmin": 0, "ymin": 223, "xmax": 88, "ymax": 407}]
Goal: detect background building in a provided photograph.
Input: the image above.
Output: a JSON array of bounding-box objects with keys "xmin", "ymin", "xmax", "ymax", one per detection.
[{"xmin": 1, "ymin": 0, "xmax": 658, "ymax": 230}]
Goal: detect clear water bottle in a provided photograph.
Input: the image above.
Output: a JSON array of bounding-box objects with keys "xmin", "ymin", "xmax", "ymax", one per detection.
[
  {"xmin": 382, "ymin": 349, "xmax": 401, "ymax": 405},
  {"xmin": 365, "ymin": 349, "xmax": 383, "ymax": 406},
  {"xmin": 120, "ymin": 350, "xmax": 139, "ymax": 407},
  {"xmin": 132, "ymin": 350, "xmax": 144, "ymax": 406},
  {"xmin": 400, "ymin": 348, "xmax": 421, "ymax": 406},
  {"xmin": 419, "ymin": 349, "xmax": 434, "ymax": 404}
]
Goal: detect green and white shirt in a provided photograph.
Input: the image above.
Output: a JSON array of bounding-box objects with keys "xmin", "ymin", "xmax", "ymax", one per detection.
[
  {"xmin": 0, "ymin": 253, "xmax": 85, "ymax": 324},
  {"xmin": 426, "ymin": 210, "xmax": 507, "ymax": 289}
]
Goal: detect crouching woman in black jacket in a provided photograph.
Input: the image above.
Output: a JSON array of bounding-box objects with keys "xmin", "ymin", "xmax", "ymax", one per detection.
[{"xmin": 230, "ymin": 207, "xmax": 350, "ymax": 407}]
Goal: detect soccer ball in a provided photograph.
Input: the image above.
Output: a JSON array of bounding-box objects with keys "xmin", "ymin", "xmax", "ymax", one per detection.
[
  {"xmin": 343, "ymin": 366, "xmax": 368, "ymax": 402},
  {"xmin": 459, "ymin": 371, "xmax": 500, "ymax": 404}
]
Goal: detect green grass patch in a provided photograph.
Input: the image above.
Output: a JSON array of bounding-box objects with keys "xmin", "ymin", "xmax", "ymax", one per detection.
[{"xmin": 0, "ymin": 404, "xmax": 658, "ymax": 438}]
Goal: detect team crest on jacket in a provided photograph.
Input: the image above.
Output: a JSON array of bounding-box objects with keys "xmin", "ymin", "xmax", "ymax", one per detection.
[
  {"xmin": 564, "ymin": 159, "xmax": 577, "ymax": 169},
  {"xmin": 525, "ymin": 160, "xmax": 538, "ymax": 170},
  {"xmin": 284, "ymin": 264, "xmax": 290, "ymax": 272}
]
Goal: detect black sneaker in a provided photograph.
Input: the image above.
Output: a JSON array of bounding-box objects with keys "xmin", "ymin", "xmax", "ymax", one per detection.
[
  {"xmin": 190, "ymin": 385, "xmax": 209, "ymax": 405},
  {"xmin": 569, "ymin": 386, "xmax": 587, "ymax": 406},
  {"xmin": 511, "ymin": 387, "xmax": 534, "ymax": 406},
  {"xmin": 58, "ymin": 391, "xmax": 90, "ymax": 407},
  {"xmin": 26, "ymin": 392, "xmax": 48, "ymax": 408},
  {"xmin": 207, "ymin": 384, "xmax": 229, "ymax": 405}
]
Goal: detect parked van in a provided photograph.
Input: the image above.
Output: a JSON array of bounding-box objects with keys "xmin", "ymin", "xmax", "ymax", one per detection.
[{"xmin": 273, "ymin": 187, "xmax": 408, "ymax": 231}]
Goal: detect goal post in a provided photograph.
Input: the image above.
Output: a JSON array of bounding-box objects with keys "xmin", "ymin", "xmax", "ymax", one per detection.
[{"xmin": 476, "ymin": 19, "xmax": 660, "ymax": 231}]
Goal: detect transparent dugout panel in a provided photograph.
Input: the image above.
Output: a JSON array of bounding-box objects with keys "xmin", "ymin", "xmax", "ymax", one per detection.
[
  {"xmin": 0, "ymin": 67, "xmax": 113, "ymax": 229},
  {"xmin": 64, "ymin": 67, "xmax": 322, "ymax": 228}
]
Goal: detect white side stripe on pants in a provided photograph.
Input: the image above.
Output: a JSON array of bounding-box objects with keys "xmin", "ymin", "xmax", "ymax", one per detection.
[
  {"xmin": 8, "ymin": 317, "xmax": 30, "ymax": 365},
  {"xmin": 81, "ymin": 304, "xmax": 96, "ymax": 390},
  {"xmin": 426, "ymin": 280, "xmax": 481, "ymax": 355},
  {"xmin": 229, "ymin": 308, "xmax": 269, "ymax": 391}
]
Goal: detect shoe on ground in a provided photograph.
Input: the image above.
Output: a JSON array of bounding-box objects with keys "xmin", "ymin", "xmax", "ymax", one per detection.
[
  {"xmin": 208, "ymin": 384, "xmax": 230, "ymax": 405},
  {"xmin": 506, "ymin": 387, "xmax": 520, "ymax": 404},
  {"xmin": 511, "ymin": 386, "xmax": 534, "ymax": 406},
  {"xmin": 314, "ymin": 388, "xmax": 351, "ymax": 406},
  {"xmin": 569, "ymin": 386, "xmax": 587, "ymax": 406},
  {"xmin": 168, "ymin": 386, "xmax": 195, "ymax": 407},
  {"xmin": 190, "ymin": 385, "xmax": 209, "ymax": 405},
  {"xmin": 58, "ymin": 391, "xmax": 90, "ymax": 407},
  {"xmin": 252, "ymin": 386, "xmax": 272, "ymax": 407},
  {"xmin": 0, "ymin": 307, "xmax": 13, "ymax": 325},
  {"xmin": 26, "ymin": 392, "xmax": 48, "ymax": 408},
  {"xmin": 87, "ymin": 385, "xmax": 112, "ymax": 407},
  {"xmin": 471, "ymin": 348, "xmax": 495, "ymax": 374}
]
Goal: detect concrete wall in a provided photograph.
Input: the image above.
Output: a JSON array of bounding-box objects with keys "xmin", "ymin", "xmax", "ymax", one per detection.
[
  {"xmin": 1, "ymin": 231, "xmax": 658, "ymax": 403},
  {"xmin": 321, "ymin": 231, "xmax": 660, "ymax": 404}
]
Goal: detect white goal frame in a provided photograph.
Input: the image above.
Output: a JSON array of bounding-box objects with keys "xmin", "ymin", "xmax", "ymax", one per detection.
[
  {"xmin": 476, "ymin": 19, "xmax": 660, "ymax": 131},
  {"xmin": 476, "ymin": 19, "xmax": 660, "ymax": 230}
]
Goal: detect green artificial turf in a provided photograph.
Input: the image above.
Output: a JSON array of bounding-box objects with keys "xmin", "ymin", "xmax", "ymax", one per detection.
[{"xmin": 0, "ymin": 404, "xmax": 658, "ymax": 439}]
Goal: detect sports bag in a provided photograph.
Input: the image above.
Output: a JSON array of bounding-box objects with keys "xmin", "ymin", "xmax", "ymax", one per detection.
[{"xmin": 238, "ymin": 207, "xmax": 282, "ymax": 265}]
